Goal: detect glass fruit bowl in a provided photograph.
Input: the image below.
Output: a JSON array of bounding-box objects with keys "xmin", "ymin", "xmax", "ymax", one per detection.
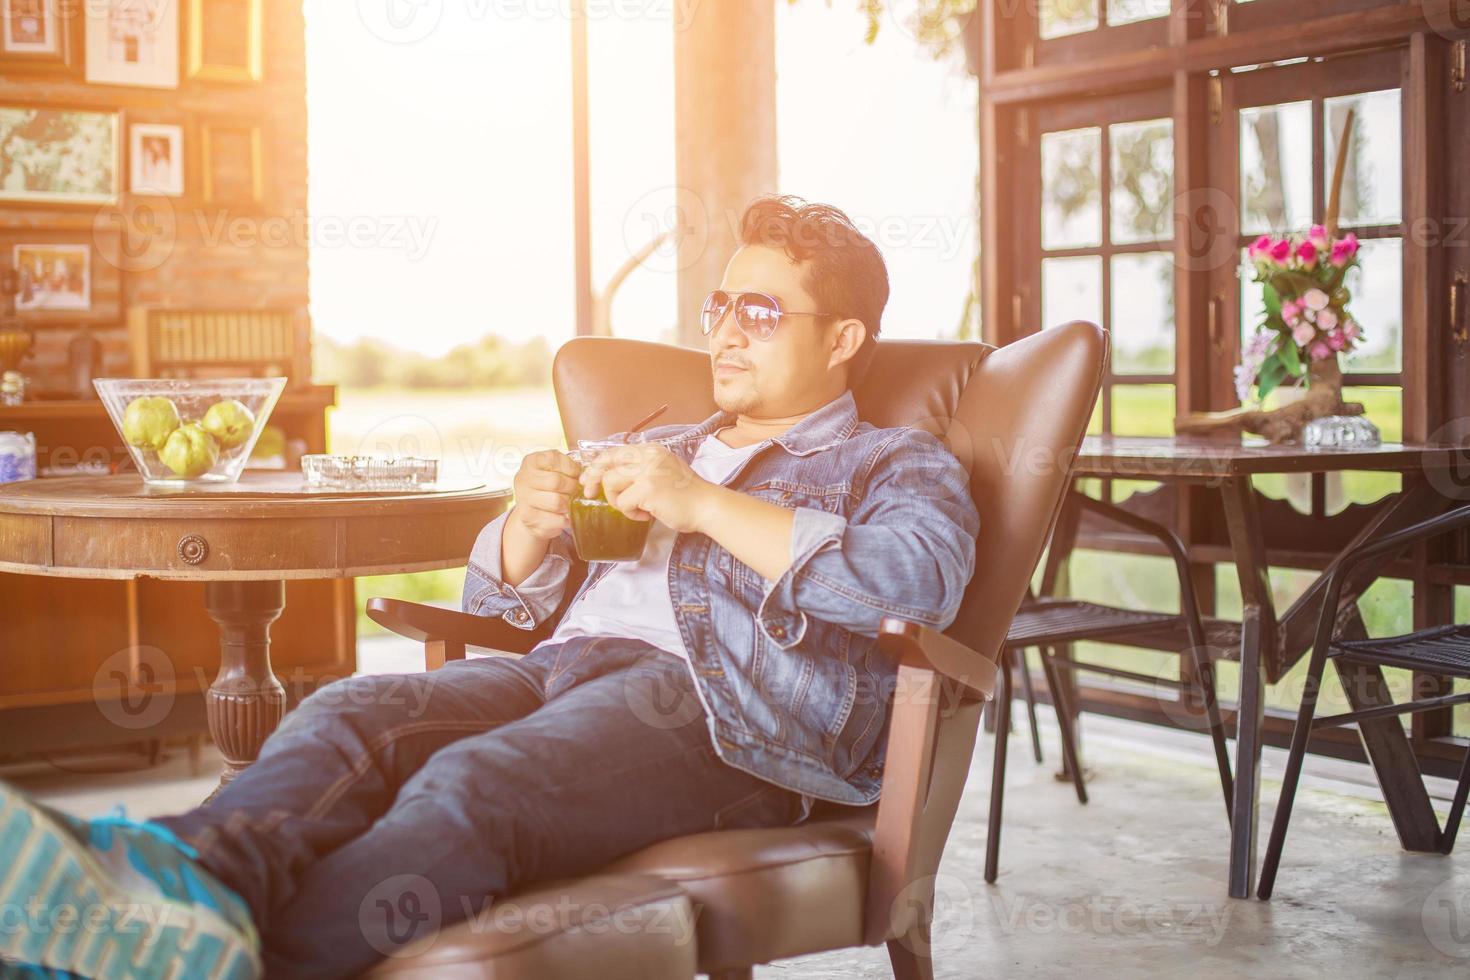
[{"xmin": 95, "ymin": 377, "xmax": 286, "ymax": 486}]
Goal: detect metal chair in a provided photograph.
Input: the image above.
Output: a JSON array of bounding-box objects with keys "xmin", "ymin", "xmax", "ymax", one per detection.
[
  {"xmin": 985, "ymin": 491, "xmax": 1235, "ymax": 882},
  {"xmin": 1257, "ymin": 501, "xmax": 1470, "ymax": 899}
]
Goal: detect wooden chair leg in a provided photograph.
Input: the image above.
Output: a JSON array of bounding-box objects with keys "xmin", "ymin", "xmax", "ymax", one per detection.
[
  {"xmin": 886, "ymin": 915, "xmax": 936, "ymax": 980},
  {"xmin": 984, "ymin": 648, "xmax": 1013, "ymax": 884}
]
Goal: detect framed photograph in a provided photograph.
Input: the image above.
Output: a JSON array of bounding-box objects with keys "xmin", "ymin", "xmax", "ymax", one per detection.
[
  {"xmin": 129, "ymin": 122, "xmax": 184, "ymax": 196},
  {"xmin": 85, "ymin": 0, "xmax": 179, "ymax": 88},
  {"xmin": 1, "ymin": 229, "xmax": 122, "ymax": 325},
  {"xmin": 13, "ymin": 243, "xmax": 90, "ymax": 311},
  {"xmin": 0, "ymin": 0, "xmax": 78, "ymax": 71},
  {"xmin": 187, "ymin": 0, "xmax": 260, "ymax": 83},
  {"xmin": 201, "ymin": 119, "xmax": 263, "ymax": 206},
  {"xmin": 0, "ymin": 106, "xmax": 120, "ymax": 206}
]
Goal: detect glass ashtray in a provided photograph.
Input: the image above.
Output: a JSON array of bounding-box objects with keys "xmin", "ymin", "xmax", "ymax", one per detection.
[
  {"xmin": 301, "ymin": 454, "xmax": 439, "ymax": 490},
  {"xmin": 1302, "ymin": 415, "xmax": 1382, "ymax": 450}
]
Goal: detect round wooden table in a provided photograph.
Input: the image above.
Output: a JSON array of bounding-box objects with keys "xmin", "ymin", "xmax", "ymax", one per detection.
[{"xmin": 0, "ymin": 471, "xmax": 511, "ymax": 785}]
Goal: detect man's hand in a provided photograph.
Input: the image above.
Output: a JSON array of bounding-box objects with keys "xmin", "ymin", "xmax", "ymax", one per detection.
[
  {"xmin": 511, "ymin": 450, "xmax": 583, "ymax": 540},
  {"xmin": 580, "ymin": 443, "xmax": 714, "ymax": 533},
  {"xmin": 501, "ymin": 450, "xmax": 581, "ymax": 587}
]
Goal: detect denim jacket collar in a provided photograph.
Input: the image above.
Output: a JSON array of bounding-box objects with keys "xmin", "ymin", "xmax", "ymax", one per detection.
[{"xmin": 671, "ymin": 389, "xmax": 860, "ymax": 458}]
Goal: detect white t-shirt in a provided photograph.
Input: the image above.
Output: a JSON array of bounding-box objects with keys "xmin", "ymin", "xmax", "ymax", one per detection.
[{"xmin": 543, "ymin": 434, "xmax": 764, "ymax": 658}]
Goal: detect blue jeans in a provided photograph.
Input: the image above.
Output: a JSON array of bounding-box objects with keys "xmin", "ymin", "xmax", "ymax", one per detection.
[{"xmin": 156, "ymin": 637, "xmax": 808, "ymax": 979}]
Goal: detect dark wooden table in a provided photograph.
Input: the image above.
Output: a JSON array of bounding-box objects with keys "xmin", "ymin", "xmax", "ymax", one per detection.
[
  {"xmin": 0, "ymin": 472, "xmax": 511, "ymax": 786},
  {"xmin": 1065, "ymin": 435, "xmax": 1464, "ymax": 898}
]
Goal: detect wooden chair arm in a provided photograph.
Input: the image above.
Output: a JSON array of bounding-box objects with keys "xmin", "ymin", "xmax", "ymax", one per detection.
[
  {"xmin": 365, "ymin": 598, "xmax": 547, "ymax": 669},
  {"xmin": 863, "ymin": 618, "xmax": 995, "ymax": 946},
  {"xmin": 875, "ymin": 618, "xmax": 998, "ymax": 702}
]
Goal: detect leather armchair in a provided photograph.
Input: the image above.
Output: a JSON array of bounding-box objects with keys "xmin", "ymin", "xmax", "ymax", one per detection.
[{"xmin": 365, "ymin": 321, "xmax": 1108, "ymax": 979}]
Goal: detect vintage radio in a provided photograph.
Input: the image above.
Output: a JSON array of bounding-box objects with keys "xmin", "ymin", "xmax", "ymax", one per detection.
[{"xmin": 128, "ymin": 307, "xmax": 310, "ymax": 383}]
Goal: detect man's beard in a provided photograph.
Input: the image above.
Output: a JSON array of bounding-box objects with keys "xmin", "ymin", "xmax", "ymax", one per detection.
[{"xmin": 713, "ymin": 372, "xmax": 760, "ymax": 414}]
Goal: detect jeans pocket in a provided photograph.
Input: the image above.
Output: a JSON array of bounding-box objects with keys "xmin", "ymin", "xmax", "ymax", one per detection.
[{"xmin": 712, "ymin": 782, "xmax": 801, "ymax": 831}]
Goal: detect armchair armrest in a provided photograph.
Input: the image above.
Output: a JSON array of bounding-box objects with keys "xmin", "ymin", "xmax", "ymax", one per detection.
[
  {"xmin": 876, "ymin": 618, "xmax": 998, "ymax": 702},
  {"xmin": 863, "ymin": 617, "xmax": 995, "ymax": 945},
  {"xmin": 365, "ymin": 598, "xmax": 548, "ymax": 669}
]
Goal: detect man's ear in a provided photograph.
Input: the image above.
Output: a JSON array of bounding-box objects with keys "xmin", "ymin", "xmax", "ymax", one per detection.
[{"xmin": 827, "ymin": 317, "xmax": 867, "ymax": 372}]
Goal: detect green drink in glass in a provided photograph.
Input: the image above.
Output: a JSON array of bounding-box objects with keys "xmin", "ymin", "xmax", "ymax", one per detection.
[{"xmin": 568, "ymin": 441, "xmax": 653, "ymax": 562}]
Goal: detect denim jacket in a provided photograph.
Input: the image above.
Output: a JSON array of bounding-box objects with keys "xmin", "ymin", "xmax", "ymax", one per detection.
[{"xmin": 462, "ymin": 390, "xmax": 979, "ymax": 818}]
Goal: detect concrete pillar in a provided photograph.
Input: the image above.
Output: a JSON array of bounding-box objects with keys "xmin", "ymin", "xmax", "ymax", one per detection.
[{"xmin": 673, "ymin": 0, "xmax": 779, "ymax": 347}]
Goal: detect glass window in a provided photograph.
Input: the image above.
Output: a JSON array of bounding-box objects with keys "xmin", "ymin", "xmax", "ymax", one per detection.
[
  {"xmin": 1110, "ymin": 252, "xmax": 1174, "ymax": 373},
  {"xmin": 1342, "ymin": 237, "xmax": 1403, "ymax": 373},
  {"xmin": 1043, "ymin": 255, "xmax": 1104, "ymax": 329},
  {"xmin": 1239, "ymin": 247, "xmax": 1266, "ymax": 351},
  {"xmin": 1106, "ymin": 0, "xmax": 1169, "ymax": 25},
  {"xmin": 1110, "ymin": 118, "xmax": 1174, "ymax": 244},
  {"xmin": 1111, "ymin": 384, "xmax": 1176, "ymax": 435},
  {"xmin": 1040, "ymin": 0, "xmax": 1099, "ymax": 39},
  {"xmin": 1324, "ymin": 89, "xmax": 1402, "ymax": 228},
  {"xmin": 1042, "ymin": 127, "xmax": 1103, "ymax": 249},
  {"xmin": 1239, "ymin": 100, "xmax": 1312, "ymax": 236}
]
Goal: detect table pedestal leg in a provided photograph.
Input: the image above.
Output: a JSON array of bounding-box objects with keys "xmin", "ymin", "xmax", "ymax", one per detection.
[{"xmin": 204, "ymin": 580, "xmax": 286, "ymax": 788}]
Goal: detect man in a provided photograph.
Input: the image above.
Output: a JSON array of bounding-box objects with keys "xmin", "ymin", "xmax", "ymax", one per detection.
[{"xmin": 0, "ymin": 196, "xmax": 978, "ymax": 979}]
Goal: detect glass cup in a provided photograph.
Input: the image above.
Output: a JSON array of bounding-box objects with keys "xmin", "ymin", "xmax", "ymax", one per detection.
[{"xmin": 567, "ymin": 440, "xmax": 654, "ymax": 562}]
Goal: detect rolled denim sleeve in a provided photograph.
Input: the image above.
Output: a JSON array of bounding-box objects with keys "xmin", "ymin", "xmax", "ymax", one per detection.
[
  {"xmin": 755, "ymin": 429, "xmax": 979, "ymax": 648},
  {"xmin": 461, "ymin": 510, "xmax": 576, "ymax": 629}
]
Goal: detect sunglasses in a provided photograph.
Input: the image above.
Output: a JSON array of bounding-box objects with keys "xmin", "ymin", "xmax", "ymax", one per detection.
[{"xmin": 700, "ymin": 290, "xmax": 838, "ymax": 342}]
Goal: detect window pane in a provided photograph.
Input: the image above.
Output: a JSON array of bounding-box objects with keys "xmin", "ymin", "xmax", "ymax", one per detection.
[
  {"xmin": 1040, "ymin": 0, "xmax": 1098, "ymax": 39},
  {"xmin": 1342, "ymin": 237, "xmax": 1402, "ymax": 373},
  {"xmin": 1240, "ymin": 100, "xmax": 1312, "ymax": 236},
  {"xmin": 1110, "ymin": 252, "xmax": 1174, "ymax": 374},
  {"xmin": 1042, "ymin": 127, "xmax": 1102, "ymax": 249},
  {"xmin": 1239, "ymin": 246, "xmax": 1264, "ymax": 352},
  {"xmin": 1042, "ymin": 255, "xmax": 1103, "ymax": 329},
  {"xmin": 1342, "ymin": 385, "xmax": 1402, "ymax": 442},
  {"xmin": 1107, "ymin": 0, "xmax": 1168, "ymax": 25},
  {"xmin": 1111, "ymin": 384, "xmax": 1176, "ymax": 436},
  {"xmin": 1110, "ymin": 118, "xmax": 1173, "ymax": 244},
  {"xmin": 1325, "ymin": 89, "xmax": 1401, "ymax": 228}
]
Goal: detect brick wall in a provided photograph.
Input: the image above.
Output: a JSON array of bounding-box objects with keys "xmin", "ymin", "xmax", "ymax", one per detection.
[{"xmin": 0, "ymin": 0, "xmax": 310, "ymax": 393}]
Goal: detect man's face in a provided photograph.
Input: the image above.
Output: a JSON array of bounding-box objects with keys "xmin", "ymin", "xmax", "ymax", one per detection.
[{"xmin": 708, "ymin": 245, "xmax": 852, "ymax": 418}]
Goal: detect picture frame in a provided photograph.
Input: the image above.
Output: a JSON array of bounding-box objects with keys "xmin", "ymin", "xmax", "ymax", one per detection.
[
  {"xmin": 13, "ymin": 242, "xmax": 90, "ymax": 312},
  {"xmin": 129, "ymin": 122, "xmax": 185, "ymax": 196},
  {"xmin": 85, "ymin": 0, "xmax": 180, "ymax": 89},
  {"xmin": 0, "ymin": 105, "xmax": 121, "ymax": 206},
  {"xmin": 187, "ymin": 0, "xmax": 262, "ymax": 83},
  {"xmin": 0, "ymin": 228, "xmax": 123, "ymax": 326},
  {"xmin": 201, "ymin": 118, "xmax": 263, "ymax": 206},
  {"xmin": 0, "ymin": 0, "xmax": 78, "ymax": 72}
]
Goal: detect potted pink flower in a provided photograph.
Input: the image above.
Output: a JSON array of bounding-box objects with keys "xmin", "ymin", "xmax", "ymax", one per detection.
[{"xmin": 1238, "ymin": 225, "xmax": 1362, "ymax": 405}]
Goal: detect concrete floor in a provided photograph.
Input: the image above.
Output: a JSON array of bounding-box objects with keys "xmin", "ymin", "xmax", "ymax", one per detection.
[{"xmin": 12, "ymin": 637, "xmax": 1469, "ymax": 979}]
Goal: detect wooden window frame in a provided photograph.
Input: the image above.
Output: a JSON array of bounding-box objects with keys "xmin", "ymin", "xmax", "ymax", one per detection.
[{"xmin": 976, "ymin": 0, "xmax": 1470, "ymax": 770}]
